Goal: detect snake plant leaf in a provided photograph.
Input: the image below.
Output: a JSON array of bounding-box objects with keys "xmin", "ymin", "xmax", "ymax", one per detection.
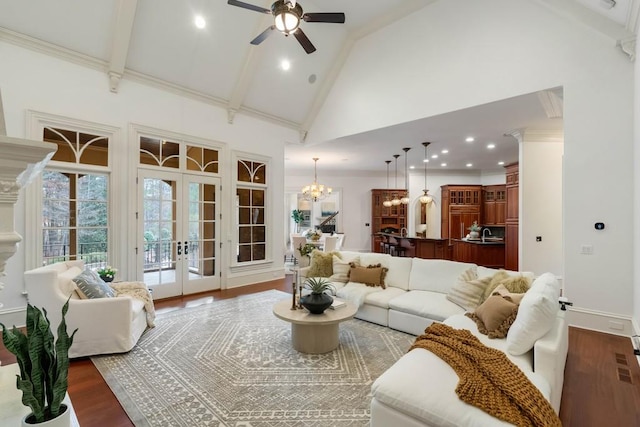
[{"xmin": 50, "ymin": 300, "xmax": 77, "ymax": 417}]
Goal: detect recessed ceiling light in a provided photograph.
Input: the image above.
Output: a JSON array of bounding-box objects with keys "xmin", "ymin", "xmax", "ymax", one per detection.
[
  {"xmin": 441, "ymin": 149, "xmax": 449, "ymax": 154},
  {"xmin": 466, "ymin": 163, "xmax": 473, "ymax": 167},
  {"xmin": 465, "ymin": 137, "xmax": 475, "ymax": 143},
  {"xmin": 423, "ymin": 159, "xmax": 429, "ymax": 163},
  {"xmin": 487, "ymin": 143, "xmax": 496, "ymax": 149},
  {"xmin": 409, "ymin": 165, "xmax": 415, "ymax": 169},
  {"xmin": 194, "ymin": 15, "xmax": 206, "ymax": 29},
  {"xmin": 441, "ymin": 163, "xmax": 447, "ymax": 167},
  {"xmin": 498, "ymin": 161, "xmax": 505, "ymax": 166},
  {"xmin": 281, "ymin": 59, "xmax": 291, "ymax": 71},
  {"xmin": 431, "ymin": 154, "xmax": 438, "ymax": 159}
]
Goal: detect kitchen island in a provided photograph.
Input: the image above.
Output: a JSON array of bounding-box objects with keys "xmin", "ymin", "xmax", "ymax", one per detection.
[
  {"xmin": 452, "ymin": 238, "xmax": 505, "ymax": 268},
  {"xmin": 375, "ymin": 233, "xmax": 448, "ymax": 259}
]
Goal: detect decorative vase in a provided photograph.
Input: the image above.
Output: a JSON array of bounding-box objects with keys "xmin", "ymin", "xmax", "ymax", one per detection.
[
  {"xmin": 300, "ymin": 292, "xmax": 333, "ymax": 314},
  {"xmin": 469, "ymin": 231, "xmax": 480, "ymax": 239},
  {"xmin": 22, "ymin": 404, "xmax": 70, "ymax": 427}
]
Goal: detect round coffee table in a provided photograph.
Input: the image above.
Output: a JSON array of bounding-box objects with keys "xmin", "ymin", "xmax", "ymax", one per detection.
[{"xmin": 272, "ymin": 298, "xmax": 358, "ymax": 354}]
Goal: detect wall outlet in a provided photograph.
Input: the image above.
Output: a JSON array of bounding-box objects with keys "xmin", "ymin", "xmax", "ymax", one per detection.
[
  {"xmin": 580, "ymin": 245, "xmax": 593, "ymax": 255},
  {"xmin": 536, "ymin": 236, "xmax": 542, "ymax": 242}
]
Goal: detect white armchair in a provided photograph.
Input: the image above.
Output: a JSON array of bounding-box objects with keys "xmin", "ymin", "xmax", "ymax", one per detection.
[{"xmin": 23, "ymin": 260, "xmax": 148, "ymax": 358}]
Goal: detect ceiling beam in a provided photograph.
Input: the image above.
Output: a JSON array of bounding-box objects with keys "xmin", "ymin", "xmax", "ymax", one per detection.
[
  {"xmin": 107, "ymin": 0, "xmax": 138, "ymax": 93},
  {"xmin": 300, "ymin": 0, "xmax": 437, "ymax": 143},
  {"xmin": 227, "ymin": 14, "xmax": 272, "ymax": 124}
]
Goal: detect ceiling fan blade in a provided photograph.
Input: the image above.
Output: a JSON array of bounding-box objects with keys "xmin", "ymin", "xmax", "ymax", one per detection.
[
  {"xmin": 227, "ymin": 0, "xmax": 271, "ymax": 14},
  {"xmin": 302, "ymin": 12, "xmax": 345, "ymax": 24},
  {"xmin": 294, "ymin": 28, "xmax": 316, "ymax": 54},
  {"xmin": 250, "ymin": 26, "xmax": 276, "ymax": 45}
]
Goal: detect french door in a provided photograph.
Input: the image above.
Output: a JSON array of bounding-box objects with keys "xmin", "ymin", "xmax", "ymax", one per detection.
[{"xmin": 138, "ymin": 170, "xmax": 220, "ymax": 299}]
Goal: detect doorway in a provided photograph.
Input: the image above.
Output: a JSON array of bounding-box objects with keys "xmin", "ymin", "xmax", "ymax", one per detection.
[{"xmin": 138, "ymin": 170, "xmax": 221, "ymax": 298}]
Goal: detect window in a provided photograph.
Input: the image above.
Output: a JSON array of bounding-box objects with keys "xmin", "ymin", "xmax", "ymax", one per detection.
[
  {"xmin": 38, "ymin": 125, "xmax": 112, "ymax": 267},
  {"xmin": 236, "ymin": 158, "xmax": 268, "ymax": 263}
]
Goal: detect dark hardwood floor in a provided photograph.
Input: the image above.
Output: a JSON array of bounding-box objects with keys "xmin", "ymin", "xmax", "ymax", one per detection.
[{"xmin": 2, "ymin": 276, "xmax": 639, "ymax": 426}]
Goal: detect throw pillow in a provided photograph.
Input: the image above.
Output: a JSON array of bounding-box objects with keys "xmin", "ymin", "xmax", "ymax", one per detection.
[
  {"xmin": 446, "ymin": 267, "xmax": 492, "ymax": 311},
  {"xmin": 481, "ymin": 270, "xmax": 532, "ymax": 302},
  {"xmin": 491, "ymin": 284, "xmax": 526, "ymax": 305},
  {"xmin": 330, "ymin": 255, "xmax": 359, "ymax": 283},
  {"xmin": 73, "ymin": 269, "xmax": 115, "ymax": 299},
  {"xmin": 466, "ymin": 295, "xmax": 519, "ymax": 339},
  {"xmin": 306, "ymin": 251, "xmax": 340, "ymax": 278},
  {"xmin": 506, "ymin": 272, "xmax": 561, "ymax": 355},
  {"xmin": 348, "ymin": 263, "xmax": 388, "ymax": 288}
]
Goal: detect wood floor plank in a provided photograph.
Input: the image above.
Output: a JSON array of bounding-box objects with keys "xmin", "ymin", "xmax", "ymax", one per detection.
[{"xmin": 2, "ymin": 276, "xmax": 639, "ymax": 426}]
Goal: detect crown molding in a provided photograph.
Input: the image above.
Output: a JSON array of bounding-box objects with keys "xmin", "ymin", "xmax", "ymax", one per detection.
[
  {"xmin": 537, "ymin": 90, "xmax": 564, "ymax": 118},
  {"xmin": 0, "ymin": 27, "xmax": 300, "ymax": 132},
  {"xmin": 523, "ymin": 129, "xmax": 564, "ymax": 143}
]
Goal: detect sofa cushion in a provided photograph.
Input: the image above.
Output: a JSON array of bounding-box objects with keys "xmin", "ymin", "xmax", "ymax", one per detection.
[
  {"xmin": 73, "ymin": 269, "xmax": 116, "ymax": 299},
  {"xmin": 306, "ymin": 250, "xmax": 339, "ymax": 278},
  {"xmin": 359, "ymin": 252, "xmax": 392, "ymax": 267},
  {"xmin": 507, "ymin": 273, "xmax": 561, "ymax": 355},
  {"xmin": 336, "ymin": 282, "xmax": 385, "ymax": 307},
  {"xmin": 389, "ymin": 290, "xmax": 465, "ymax": 322},
  {"xmin": 363, "ymin": 287, "xmax": 406, "ymax": 309},
  {"xmin": 445, "ymin": 266, "xmax": 491, "ymax": 310},
  {"xmin": 382, "ymin": 256, "xmax": 412, "ymax": 290},
  {"xmin": 492, "ymin": 284, "xmax": 526, "ymax": 305},
  {"xmin": 57, "ymin": 266, "xmax": 83, "ymax": 298},
  {"xmin": 349, "ymin": 263, "xmax": 388, "ymax": 288},
  {"xmin": 371, "ymin": 346, "xmax": 548, "ymax": 427},
  {"xmin": 329, "ymin": 255, "xmax": 359, "ymax": 283},
  {"xmin": 481, "ymin": 270, "xmax": 532, "ymax": 302},
  {"xmin": 467, "ymin": 295, "xmax": 519, "ymax": 339},
  {"xmin": 409, "ymin": 258, "xmax": 477, "ymax": 293}
]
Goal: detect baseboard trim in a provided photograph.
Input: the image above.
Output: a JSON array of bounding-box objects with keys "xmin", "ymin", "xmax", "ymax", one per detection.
[
  {"xmin": 226, "ymin": 268, "xmax": 286, "ymax": 289},
  {"xmin": 567, "ymin": 306, "xmax": 634, "ymax": 336},
  {"xmin": 0, "ymin": 306, "xmax": 26, "ymax": 328}
]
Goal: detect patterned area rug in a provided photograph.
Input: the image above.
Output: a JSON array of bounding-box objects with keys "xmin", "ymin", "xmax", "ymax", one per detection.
[{"xmin": 92, "ymin": 290, "xmax": 415, "ymax": 426}]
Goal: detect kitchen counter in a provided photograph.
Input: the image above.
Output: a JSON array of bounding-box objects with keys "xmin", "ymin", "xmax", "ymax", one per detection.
[
  {"xmin": 375, "ymin": 233, "xmax": 448, "ymax": 259},
  {"xmin": 452, "ymin": 238, "xmax": 505, "ymax": 268},
  {"xmin": 454, "ymin": 238, "xmax": 505, "ymax": 246}
]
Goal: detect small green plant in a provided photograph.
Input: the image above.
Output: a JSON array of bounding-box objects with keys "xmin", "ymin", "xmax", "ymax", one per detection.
[
  {"xmin": 298, "ymin": 243, "xmax": 316, "ymax": 258},
  {"xmin": 291, "ymin": 209, "xmax": 304, "ymax": 224},
  {"xmin": 304, "ymin": 277, "xmax": 335, "ymax": 295},
  {"xmin": 96, "ymin": 265, "xmax": 117, "ymax": 280},
  {"xmin": 305, "ymin": 229, "xmax": 321, "ymax": 240},
  {"xmin": 467, "ymin": 221, "xmax": 481, "ymax": 232},
  {"xmin": 1, "ymin": 299, "xmax": 77, "ymax": 423}
]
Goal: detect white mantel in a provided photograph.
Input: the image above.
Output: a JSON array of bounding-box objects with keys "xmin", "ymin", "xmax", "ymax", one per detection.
[{"xmin": 0, "ymin": 125, "xmax": 57, "ymax": 309}]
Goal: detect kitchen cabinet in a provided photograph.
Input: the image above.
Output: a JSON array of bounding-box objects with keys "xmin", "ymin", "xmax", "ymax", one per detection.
[
  {"xmin": 504, "ymin": 163, "xmax": 519, "ymax": 270},
  {"xmin": 483, "ymin": 185, "xmax": 506, "ymax": 226},
  {"xmin": 371, "ymin": 189, "xmax": 407, "ymax": 252},
  {"xmin": 441, "ymin": 185, "xmax": 482, "ymax": 245},
  {"xmin": 453, "ymin": 239, "xmax": 506, "ymax": 268}
]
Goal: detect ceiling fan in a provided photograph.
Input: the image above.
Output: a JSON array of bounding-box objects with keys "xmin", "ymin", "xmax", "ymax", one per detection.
[{"xmin": 227, "ymin": 0, "xmax": 345, "ymax": 54}]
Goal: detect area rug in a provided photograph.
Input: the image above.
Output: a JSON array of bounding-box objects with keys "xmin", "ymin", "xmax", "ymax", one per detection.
[{"xmin": 92, "ymin": 290, "xmax": 415, "ymax": 426}]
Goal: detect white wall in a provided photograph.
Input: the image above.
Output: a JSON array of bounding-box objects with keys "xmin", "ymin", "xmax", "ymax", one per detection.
[
  {"xmin": 309, "ymin": 0, "xmax": 635, "ymax": 330},
  {"xmin": 520, "ymin": 131, "xmax": 564, "ymax": 278},
  {"xmin": 634, "ymin": 37, "xmax": 640, "ymax": 333},
  {"xmin": 0, "ymin": 41, "xmax": 297, "ymax": 323}
]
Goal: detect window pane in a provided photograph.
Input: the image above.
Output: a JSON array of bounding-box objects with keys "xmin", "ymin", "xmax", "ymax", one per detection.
[
  {"xmin": 77, "ymin": 201, "xmax": 107, "ymax": 227},
  {"xmin": 252, "ymin": 189, "xmax": 264, "ymax": 206}
]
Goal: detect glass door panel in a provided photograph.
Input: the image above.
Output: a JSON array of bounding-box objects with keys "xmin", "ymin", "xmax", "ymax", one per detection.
[{"xmin": 183, "ymin": 175, "xmax": 220, "ymax": 293}]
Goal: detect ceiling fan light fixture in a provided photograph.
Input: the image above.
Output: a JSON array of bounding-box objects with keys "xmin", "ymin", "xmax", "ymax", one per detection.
[{"xmin": 273, "ymin": 1, "xmax": 302, "ymax": 34}]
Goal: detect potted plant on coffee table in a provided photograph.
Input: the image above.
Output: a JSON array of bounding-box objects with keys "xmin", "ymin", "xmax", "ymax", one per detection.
[
  {"xmin": 300, "ymin": 277, "xmax": 336, "ymax": 314},
  {"xmin": 1, "ymin": 299, "xmax": 77, "ymax": 426}
]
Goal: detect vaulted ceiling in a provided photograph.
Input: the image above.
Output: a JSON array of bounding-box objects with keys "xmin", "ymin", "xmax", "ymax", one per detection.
[{"xmin": 0, "ymin": 0, "xmax": 637, "ymax": 171}]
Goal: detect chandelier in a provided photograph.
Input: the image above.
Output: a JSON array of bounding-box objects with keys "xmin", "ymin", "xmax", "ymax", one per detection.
[
  {"xmin": 420, "ymin": 142, "xmax": 433, "ymax": 204},
  {"xmin": 301, "ymin": 157, "xmax": 332, "ymax": 202},
  {"xmin": 401, "ymin": 147, "xmax": 411, "ymax": 204},
  {"xmin": 383, "ymin": 160, "xmax": 392, "ymax": 207},
  {"xmin": 391, "ymin": 154, "xmax": 401, "ymax": 206}
]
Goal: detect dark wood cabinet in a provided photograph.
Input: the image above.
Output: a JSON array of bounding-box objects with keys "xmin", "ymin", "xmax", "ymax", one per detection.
[
  {"xmin": 504, "ymin": 163, "xmax": 519, "ymax": 270},
  {"xmin": 453, "ymin": 240, "xmax": 506, "ymax": 269},
  {"xmin": 441, "ymin": 185, "xmax": 482, "ymax": 244},
  {"xmin": 482, "ymin": 185, "xmax": 506, "ymax": 226},
  {"xmin": 371, "ymin": 189, "xmax": 407, "ymax": 252}
]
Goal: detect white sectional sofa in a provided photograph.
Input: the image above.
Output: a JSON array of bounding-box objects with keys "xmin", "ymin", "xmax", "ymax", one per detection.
[{"xmin": 299, "ymin": 250, "xmax": 567, "ymax": 426}]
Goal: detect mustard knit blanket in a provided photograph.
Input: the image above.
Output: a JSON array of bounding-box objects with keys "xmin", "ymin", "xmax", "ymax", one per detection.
[{"xmin": 410, "ymin": 323, "xmax": 561, "ymax": 427}]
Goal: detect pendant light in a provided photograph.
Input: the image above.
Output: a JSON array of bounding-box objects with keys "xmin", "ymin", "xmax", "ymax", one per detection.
[
  {"xmin": 401, "ymin": 147, "xmax": 411, "ymax": 204},
  {"xmin": 420, "ymin": 142, "xmax": 433, "ymax": 204},
  {"xmin": 391, "ymin": 154, "xmax": 401, "ymax": 206},
  {"xmin": 383, "ymin": 160, "xmax": 393, "ymax": 207}
]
